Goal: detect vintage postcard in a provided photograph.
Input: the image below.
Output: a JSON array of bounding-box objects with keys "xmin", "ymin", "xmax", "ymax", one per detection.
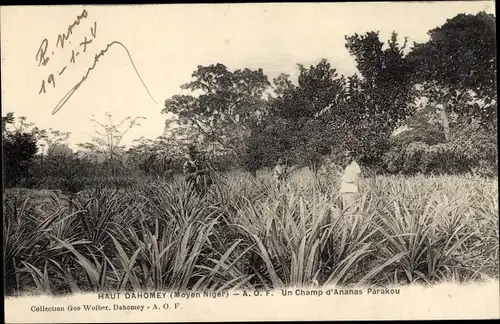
[{"xmin": 2, "ymin": 2, "xmax": 498, "ymax": 322}]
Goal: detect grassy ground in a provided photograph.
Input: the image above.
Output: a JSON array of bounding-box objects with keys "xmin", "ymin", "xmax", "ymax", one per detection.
[{"xmin": 3, "ymin": 169, "xmax": 498, "ymax": 296}]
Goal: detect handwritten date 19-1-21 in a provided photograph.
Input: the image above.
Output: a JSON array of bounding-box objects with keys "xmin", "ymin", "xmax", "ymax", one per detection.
[{"xmin": 51, "ymin": 41, "xmax": 157, "ymax": 115}]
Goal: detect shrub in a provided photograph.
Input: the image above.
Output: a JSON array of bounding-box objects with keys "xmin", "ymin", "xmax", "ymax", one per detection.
[
  {"xmin": 383, "ymin": 120, "xmax": 497, "ymax": 176},
  {"xmin": 3, "ymin": 131, "xmax": 38, "ymax": 187}
]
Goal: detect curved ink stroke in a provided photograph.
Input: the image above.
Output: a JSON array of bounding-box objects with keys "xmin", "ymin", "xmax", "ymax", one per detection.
[{"xmin": 52, "ymin": 40, "xmax": 157, "ymax": 115}]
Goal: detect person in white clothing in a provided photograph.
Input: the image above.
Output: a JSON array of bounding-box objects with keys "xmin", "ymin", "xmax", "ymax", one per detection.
[{"xmin": 339, "ymin": 151, "xmax": 361, "ymax": 210}]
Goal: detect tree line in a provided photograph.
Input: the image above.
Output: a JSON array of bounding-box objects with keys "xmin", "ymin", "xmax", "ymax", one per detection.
[
  {"xmin": 163, "ymin": 11, "xmax": 496, "ymax": 175},
  {"xmin": 3, "ymin": 11, "xmax": 497, "ymax": 191}
]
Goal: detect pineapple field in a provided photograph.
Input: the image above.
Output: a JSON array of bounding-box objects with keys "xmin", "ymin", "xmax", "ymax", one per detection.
[{"xmin": 4, "ymin": 169, "xmax": 498, "ymax": 296}]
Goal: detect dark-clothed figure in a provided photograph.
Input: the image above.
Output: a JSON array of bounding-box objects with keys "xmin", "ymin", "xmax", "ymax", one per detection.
[
  {"xmin": 140, "ymin": 153, "xmax": 157, "ymax": 176},
  {"xmin": 274, "ymin": 158, "xmax": 289, "ymax": 183},
  {"xmin": 183, "ymin": 145, "xmax": 212, "ymax": 195},
  {"xmin": 163, "ymin": 156, "xmax": 174, "ymax": 182}
]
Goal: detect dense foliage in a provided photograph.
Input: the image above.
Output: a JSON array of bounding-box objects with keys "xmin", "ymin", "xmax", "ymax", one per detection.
[{"xmin": 160, "ymin": 12, "xmax": 496, "ymax": 175}]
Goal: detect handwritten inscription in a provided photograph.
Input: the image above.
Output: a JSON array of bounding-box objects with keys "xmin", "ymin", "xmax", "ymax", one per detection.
[
  {"xmin": 35, "ymin": 9, "xmax": 97, "ymax": 94},
  {"xmin": 35, "ymin": 9, "xmax": 156, "ymax": 115},
  {"xmin": 52, "ymin": 40, "xmax": 157, "ymax": 115},
  {"xmin": 56, "ymin": 9, "xmax": 89, "ymax": 49},
  {"xmin": 35, "ymin": 39, "xmax": 50, "ymax": 67},
  {"xmin": 35, "ymin": 9, "xmax": 88, "ymax": 67},
  {"xmin": 38, "ymin": 21, "xmax": 97, "ymax": 95}
]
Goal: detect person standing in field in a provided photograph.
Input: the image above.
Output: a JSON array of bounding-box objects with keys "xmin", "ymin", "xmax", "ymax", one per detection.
[
  {"xmin": 339, "ymin": 151, "xmax": 362, "ymax": 210},
  {"xmin": 274, "ymin": 158, "xmax": 289, "ymax": 183},
  {"xmin": 183, "ymin": 145, "xmax": 211, "ymax": 195},
  {"xmin": 183, "ymin": 145, "xmax": 201, "ymax": 189},
  {"xmin": 139, "ymin": 152, "xmax": 157, "ymax": 177},
  {"xmin": 163, "ymin": 156, "xmax": 174, "ymax": 182}
]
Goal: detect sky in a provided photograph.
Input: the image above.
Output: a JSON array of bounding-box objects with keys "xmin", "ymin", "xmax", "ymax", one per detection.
[{"xmin": 1, "ymin": 2, "xmax": 495, "ymax": 151}]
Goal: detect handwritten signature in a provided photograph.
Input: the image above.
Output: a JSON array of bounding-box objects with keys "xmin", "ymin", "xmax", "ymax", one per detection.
[{"xmin": 51, "ymin": 41, "xmax": 157, "ymax": 115}]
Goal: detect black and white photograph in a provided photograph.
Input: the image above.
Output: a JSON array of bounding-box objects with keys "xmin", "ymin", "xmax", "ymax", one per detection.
[{"xmin": 2, "ymin": 1, "xmax": 498, "ymax": 321}]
